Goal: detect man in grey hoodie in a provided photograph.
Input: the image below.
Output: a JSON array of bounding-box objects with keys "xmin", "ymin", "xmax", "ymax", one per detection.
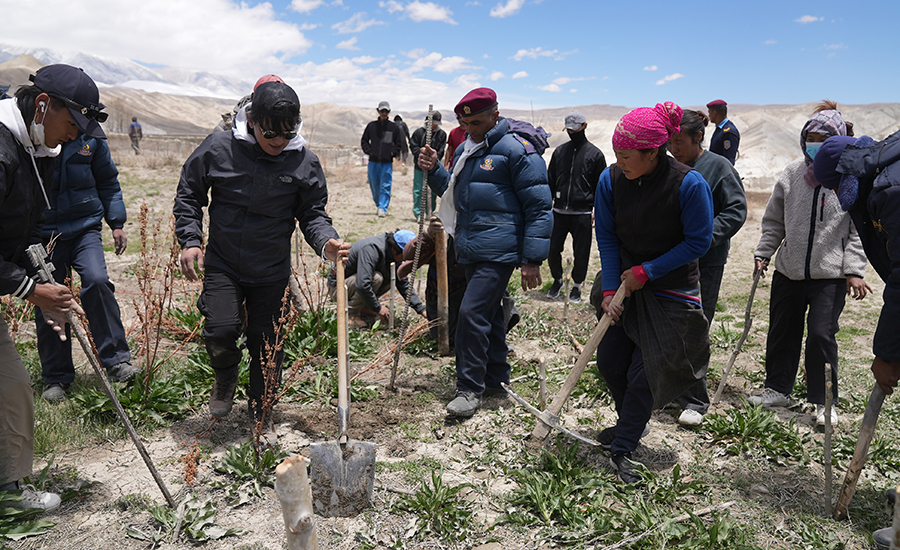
[{"xmin": 0, "ymin": 64, "xmax": 106, "ymax": 512}]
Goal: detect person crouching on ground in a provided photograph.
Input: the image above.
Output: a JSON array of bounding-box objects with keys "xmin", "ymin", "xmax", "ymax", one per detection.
[
  {"xmin": 593, "ymin": 102, "xmax": 713, "ymax": 483},
  {"xmin": 174, "ymin": 81, "xmax": 349, "ymax": 447},
  {"xmin": 328, "ymin": 229, "xmax": 427, "ymax": 328},
  {"xmin": 666, "ymin": 109, "xmax": 747, "ymax": 426},
  {"xmin": 749, "ymin": 104, "xmax": 870, "ymax": 426}
]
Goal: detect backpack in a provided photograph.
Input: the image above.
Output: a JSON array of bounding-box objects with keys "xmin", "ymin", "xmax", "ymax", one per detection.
[{"xmin": 506, "ymin": 118, "xmax": 551, "ymax": 155}]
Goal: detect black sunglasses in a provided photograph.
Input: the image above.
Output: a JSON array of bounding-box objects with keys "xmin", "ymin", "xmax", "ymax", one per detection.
[
  {"xmin": 259, "ymin": 127, "xmax": 298, "ymax": 140},
  {"xmin": 50, "ymin": 94, "xmax": 109, "ymax": 123}
]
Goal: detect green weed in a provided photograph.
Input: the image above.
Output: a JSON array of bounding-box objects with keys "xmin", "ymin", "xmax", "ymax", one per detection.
[
  {"xmin": 128, "ymin": 494, "xmax": 241, "ymax": 543},
  {"xmin": 393, "ymin": 468, "xmax": 475, "ymax": 543},
  {"xmin": 702, "ymin": 402, "xmax": 811, "ymax": 464}
]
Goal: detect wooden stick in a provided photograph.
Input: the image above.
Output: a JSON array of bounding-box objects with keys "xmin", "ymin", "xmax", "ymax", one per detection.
[
  {"xmin": 538, "ymin": 358, "xmax": 547, "ymax": 411},
  {"xmin": 335, "ymin": 258, "xmax": 349, "ymax": 445},
  {"xmin": 712, "ymin": 267, "xmax": 764, "ymax": 404},
  {"xmin": 824, "ymin": 363, "xmax": 834, "ymax": 517},
  {"xmin": 389, "ymin": 262, "xmax": 395, "ymax": 330},
  {"xmin": 531, "ymin": 282, "xmax": 626, "ymax": 441},
  {"xmin": 433, "ymin": 219, "xmax": 450, "ymax": 356},
  {"xmin": 563, "ymin": 258, "xmax": 571, "ymax": 323},
  {"xmin": 275, "ymin": 455, "xmax": 319, "ymax": 550},
  {"xmin": 834, "ymin": 383, "xmax": 886, "ymax": 520}
]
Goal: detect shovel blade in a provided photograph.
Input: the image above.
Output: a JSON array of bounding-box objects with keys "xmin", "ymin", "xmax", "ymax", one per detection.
[{"xmin": 309, "ymin": 439, "xmax": 376, "ymax": 517}]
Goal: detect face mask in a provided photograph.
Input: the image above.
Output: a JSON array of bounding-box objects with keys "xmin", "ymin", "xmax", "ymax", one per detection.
[
  {"xmin": 806, "ymin": 143, "xmax": 822, "ymax": 160},
  {"xmin": 29, "ymin": 104, "xmax": 47, "ymax": 148}
]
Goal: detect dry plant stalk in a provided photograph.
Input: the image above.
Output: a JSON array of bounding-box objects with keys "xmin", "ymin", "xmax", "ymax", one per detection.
[
  {"xmin": 180, "ymin": 444, "xmax": 201, "ymax": 486},
  {"xmin": 352, "ymin": 317, "xmax": 434, "ymax": 382}
]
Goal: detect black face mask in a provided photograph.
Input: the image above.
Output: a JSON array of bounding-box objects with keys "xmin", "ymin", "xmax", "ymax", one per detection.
[{"xmin": 568, "ymin": 129, "xmax": 587, "ymax": 145}]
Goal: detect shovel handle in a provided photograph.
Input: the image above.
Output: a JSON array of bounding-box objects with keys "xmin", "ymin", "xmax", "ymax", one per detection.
[
  {"xmin": 834, "ymin": 383, "xmax": 885, "ymax": 520},
  {"xmin": 336, "ymin": 258, "xmax": 350, "ymax": 443},
  {"xmin": 531, "ymin": 281, "xmax": 626, "ymax": 441}
]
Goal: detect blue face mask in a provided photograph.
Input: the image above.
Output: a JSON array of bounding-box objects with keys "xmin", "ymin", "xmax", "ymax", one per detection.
[{"xmin": 806, "ymin": 143, "xmax": 822, "ymax": 160}]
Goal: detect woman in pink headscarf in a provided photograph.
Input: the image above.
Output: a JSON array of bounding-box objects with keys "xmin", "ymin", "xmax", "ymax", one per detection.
[{"xmin": 591, "ymin": 102, "xmax": 714, "ymax": 483}]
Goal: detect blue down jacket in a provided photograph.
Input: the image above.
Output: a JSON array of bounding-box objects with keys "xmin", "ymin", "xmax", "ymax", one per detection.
[
  {"xmin": 43, "ymin": 133, "xmax": 126, "ymax": 240},
  {"xmin": 426, "ymin": 117, "xmax": 552, "ymax": 266}
]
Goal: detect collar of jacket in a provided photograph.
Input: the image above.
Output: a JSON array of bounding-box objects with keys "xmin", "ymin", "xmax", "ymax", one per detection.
[{"xmin": 483, "ymin": 117, "xmax": 510, "ymax": 150}]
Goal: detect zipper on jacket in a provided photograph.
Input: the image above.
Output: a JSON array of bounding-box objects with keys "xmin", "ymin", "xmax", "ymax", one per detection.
[
  {"xmin": 820, "ymin": 194, "xmax": 825, "ymax": 222},
  {"xmin": 564, "ymin": 143, "xmax": 579, "ymax": 210},
  {"xmin": 804, "ymin": 186, "xmax": 820, "ymax": 279}
]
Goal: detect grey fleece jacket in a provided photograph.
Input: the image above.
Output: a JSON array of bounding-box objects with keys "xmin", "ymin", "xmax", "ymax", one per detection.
[{"xmin": 755, "ymin": 159, "xmax": 867, "ymax": 280}]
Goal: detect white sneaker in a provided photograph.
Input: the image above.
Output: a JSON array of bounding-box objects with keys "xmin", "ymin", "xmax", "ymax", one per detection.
[
  {"xmin": 678, "ymin": 409, "xmax": 704, "ymax": 426},
  {"xmin": 816, "ymin": 405, "xmax": 839, "ymax": 426},
  {"xmin": 748, "ymin": 388, "xmax": 791, "ymax": 407},
  {"xmin": 9, "ymin": 485, "xmax": 61, "ymax": 512}
]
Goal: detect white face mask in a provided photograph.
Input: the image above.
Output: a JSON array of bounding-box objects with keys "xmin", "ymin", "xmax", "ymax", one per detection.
[{"xmin": 29, "ymin": 103, "xmax": 48, "ymax": 148}]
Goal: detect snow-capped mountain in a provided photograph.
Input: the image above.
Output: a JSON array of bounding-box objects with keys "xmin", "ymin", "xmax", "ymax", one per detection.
[{"xmin": 0, "ymin": 44, "xmax": 248, "ymax": 99}]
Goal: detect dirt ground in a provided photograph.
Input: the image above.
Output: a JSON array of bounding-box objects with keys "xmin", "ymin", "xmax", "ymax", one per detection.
[{"xmin": 6, "ymin": 144, "xmax": 893, "ymax": 550}]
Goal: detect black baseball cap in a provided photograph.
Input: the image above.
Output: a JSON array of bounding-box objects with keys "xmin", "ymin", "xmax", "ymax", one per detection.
[
  {"xmin": 30, "ymin": 64, "xmax": 107, "ymax": 139},
  {"xmin": 250, "ymin": 82, "xmax": 300, "ymax": 121}
]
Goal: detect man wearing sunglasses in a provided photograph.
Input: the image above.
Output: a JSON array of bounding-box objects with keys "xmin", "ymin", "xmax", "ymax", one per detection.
[
  {"xmin": 1, "ymin": 64, "xmax": 106, "ymax": 511},
  {"xmin": 174, "ymin": 81, "xmax": 350, "ymax": 447}
]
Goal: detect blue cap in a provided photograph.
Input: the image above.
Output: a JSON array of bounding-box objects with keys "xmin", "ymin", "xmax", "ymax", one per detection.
[{"xmin": 393, "ymin": 230, "xmax": 415, "ymax": 250}]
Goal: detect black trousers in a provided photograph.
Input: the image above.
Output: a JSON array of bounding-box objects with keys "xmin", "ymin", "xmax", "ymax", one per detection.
[
  {"xmin": 596, "ymin": 325, "xmax": 653, "ymax": 455},
  {"xmin": 764, "ymin": 271, "xmax": 845, "ymax": 404},
  {"xmin": 676, "ymin": 264, "xmax": 725, "ymax": 413},
  {"xmin": 548, "ymin": 212, "xmax": 593, "ymax": 284},
  {"xmin": 199, "ymin": 268, "xmax": 287, "ymax": 417}
]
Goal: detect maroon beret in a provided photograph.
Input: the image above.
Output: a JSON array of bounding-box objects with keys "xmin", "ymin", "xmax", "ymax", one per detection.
[
  {"xmin": 706, "ymin": 99, "xmax": 727, "ymax": 108},
  {"xmin": 454, "ymin": 87, "xmax": 498, "ymax": 118}
]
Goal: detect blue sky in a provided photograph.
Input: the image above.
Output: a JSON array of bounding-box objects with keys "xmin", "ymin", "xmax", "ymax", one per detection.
[{"xmin": 1, "ymin": 0, "xmax": 896, "ymax": 110}]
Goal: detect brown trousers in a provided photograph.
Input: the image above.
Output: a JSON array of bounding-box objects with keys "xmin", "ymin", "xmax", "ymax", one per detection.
[{"xmin": 0, "ymin": 315, "xmax": 34, "ymax": 484}]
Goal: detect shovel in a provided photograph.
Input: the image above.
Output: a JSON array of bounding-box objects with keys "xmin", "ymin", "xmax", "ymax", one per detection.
[{"xmin": 309, "ymin": 258, "xmax": 376, "ymax": 517}]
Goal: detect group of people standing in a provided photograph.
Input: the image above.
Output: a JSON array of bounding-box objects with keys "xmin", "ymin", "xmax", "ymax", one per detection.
[{"xmin": 2, "ymin": 64, "xmax": 898, "ymax": 548}]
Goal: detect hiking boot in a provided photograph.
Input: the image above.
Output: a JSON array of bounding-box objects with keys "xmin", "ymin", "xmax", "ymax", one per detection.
[
  {"xmin": 8, "ymin": 484, "xmax": 61, "ymax": 512},
  {"xmin": 678, "ymin": 409, "xmax": 704, "ymax": 426},
  {"xmin": 107, "ymin": 362, "xmax": 140, "ymax": 383},
  {"xmin": 816, "ymin": 405, "xmax": 839, "ymax": 426},
  {"xmin": 569, "ymin": 286, "xmax": 582, "ymax": 303},
  {"xmin": 446, "ymin": 390, "xmax": 481, "ymax": 418},
  {"xmin": 41, "ymin": 383, "xmax": 68, "ymax": 402},
  {"xmin": 483, "ymin": 386, "xmax": 509, "ymax": 399},
  {"xmin": 609, "ymin": 453, "xmax": 642, "ymax": 484},
  {"xmin": 748, "ymin": 388, "xmax": 790, "ymax": 408},
  {"xmin": 209, "ymin": 370, "xmax": 238, "ymax": 418},
  {"xmin": 873, "ymin": 527, "xmax": 891, "ymax": 550},
  {"xmin": 597, "ymin": 425, "xmax": 650, "ymax": 451},
  {"xmin": 547, "ymin": 280, "xmax": 562, "ymax": 299}
]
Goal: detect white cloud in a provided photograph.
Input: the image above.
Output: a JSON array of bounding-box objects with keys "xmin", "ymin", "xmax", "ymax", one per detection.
[
  {"xmin": 351, "ymin": 55, "xmax": 380, "ymax": 64},
  {"xmin": 552, "ymin": 76, "xmax": 585, "ymax": 86},
  {"xmin": 511, "ymin": 47, "xmax": 558, "ymax": 61},
  {"xmin": 291, "ymin": 0, "xmax": 325, "ymax": 13},
  {"xmin": 336, "ymin": 37, "xmax": 360, "ymax": 50},
  {"xmin": 512, "ymin": 71, "xmax": 529, "ymax": 79},
  {"xmin": 452, "ymin": 73, "xmax": 481, "ymax": 89},
  {"xmin": 406, "ymin": 51, "xmax": 477, "ymax": 73},
  {"xmin": 489, "ymin": 71, "xmax": 504, "ymax": 81},
  {"xmin": 764, "ymin": 40, "xmax": 777, "ymax": 45},
  {"xmin": 0, "ymin": 0, "xmax": 314, "ymax": 79},
  {"xmin": 795, "ymin": 15, "xmax": 824, "ymax": 24},
  {"xmin": 490, "ymin": 0, "xmax": 525, "ymax": 17},
  {"xmin": 381, "ymin": 0, "xmax": 404, "ymax": 12},
  {"xmin": 569, "ymin": 89, "xmax": 577, "ymax": 93},
  {"xmin": 539, "ymin": 84, "xmax": 561, "ymax": 92},
  {"xmin": 380, "ymin": 1, "xmax": 456, "ymax": 23},
  {"xmin": 332, "ymin": 12, "xmax": 384, "ymax": 34},
  {"xmin": 655, "ymin": 73, "xmax": 685, "ymax": 85},
  {"xmin": 823, "ymin": 42, "xmax": 847, "ymax": 50},
  {"xmin": 643, "ymin": 65, "xmax": 658, "ymax": 71},
  {"xmin": 299, "ymin": 23, "xmax": 318, "ymax": 31},
  {"xmin": 404, "ymin": 48, "xmax": 427, "ymax": 59}
]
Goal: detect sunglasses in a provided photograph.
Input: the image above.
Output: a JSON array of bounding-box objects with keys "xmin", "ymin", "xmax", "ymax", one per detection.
[
  {"xmin": 50, "ymin": 94, "xmax": 109, "ymax": 123},
  {"xmin": 259, "ymin": 127, "xmax": 298, "ymax": 140}
]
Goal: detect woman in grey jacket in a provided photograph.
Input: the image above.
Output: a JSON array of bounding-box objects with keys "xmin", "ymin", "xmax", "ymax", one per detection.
[{"xmin": 750, "ymin": 106, "xmax": 870, "ymax": 425}]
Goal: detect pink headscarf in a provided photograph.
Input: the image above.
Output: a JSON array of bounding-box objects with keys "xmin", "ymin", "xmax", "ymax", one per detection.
[{"xmin": 612, "ymin": 101, "xmax": 683, "ymax": 150}]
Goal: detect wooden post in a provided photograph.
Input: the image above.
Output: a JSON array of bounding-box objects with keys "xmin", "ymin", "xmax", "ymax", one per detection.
[
  {"xmin": 538, "ymin": 358, "xmax": 547, "ymax": 411},
  {"xmin": 389, "ymin": 262, "xmax": 395, "ymax": 330},
  {"xmin": 433, "ymin": 218, "xmax": 450, "ymax": 356},
  {"xmin": 275, "ymin": 455, "xmax": 319, "ymax": 550},
  {"xmin": 824, "ymin": 363, "xmax": 833, "ymax": 517},
  {"xmin": 563, "ymin": 258, "xmax": 572, "ymax": 323},
  {"xmin": 834, "ymin": 384, "xmax": 886, "ymax": 520}
]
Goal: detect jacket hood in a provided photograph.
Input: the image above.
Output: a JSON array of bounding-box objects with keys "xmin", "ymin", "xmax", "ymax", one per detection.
[
  {"xmin": 0, "ymin": 97, "xmax": 61, "ymax": 158},
  {"xmin": 232, "ymin": 104, "xmax": 307, "ymax": 152}
]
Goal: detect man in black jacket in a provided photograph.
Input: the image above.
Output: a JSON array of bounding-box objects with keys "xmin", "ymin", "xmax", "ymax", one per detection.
[
  {"xmin": 1, "ymin": 64, "xmax": 107, "ymax": 511},
  {"xmin": 546, "ymin": 111, "xmax": 607, "ymax": 302},
  {"xmin": 361, "ymin": 101, "xmax": 401, "ymax": 216},
  {"xmin": 174, "ymin": 82, "xmax": 348, "ymax": 446},
  {"xmin": 394, "ymin": 114, "xmax": 410, "ymax": 166},
  {"xmin": 409, "ymin": 111, "xmax": 447, "ymax": 219}
]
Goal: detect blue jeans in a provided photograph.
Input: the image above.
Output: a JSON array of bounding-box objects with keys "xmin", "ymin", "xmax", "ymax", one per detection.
[
  {"xmin": 412, "ymin": 168, "xmax": 436, "ymax": 219},
  {"xmin": 367, "ymin": 161, "xmax": 393, "ymax": 211},
  {"xmin": 455, "ymin": 263, "xmax": 515, "ymax": 394},
  {"xmin": 36, "ymin": 227, "xmax": 131, "ymax": 386}
]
